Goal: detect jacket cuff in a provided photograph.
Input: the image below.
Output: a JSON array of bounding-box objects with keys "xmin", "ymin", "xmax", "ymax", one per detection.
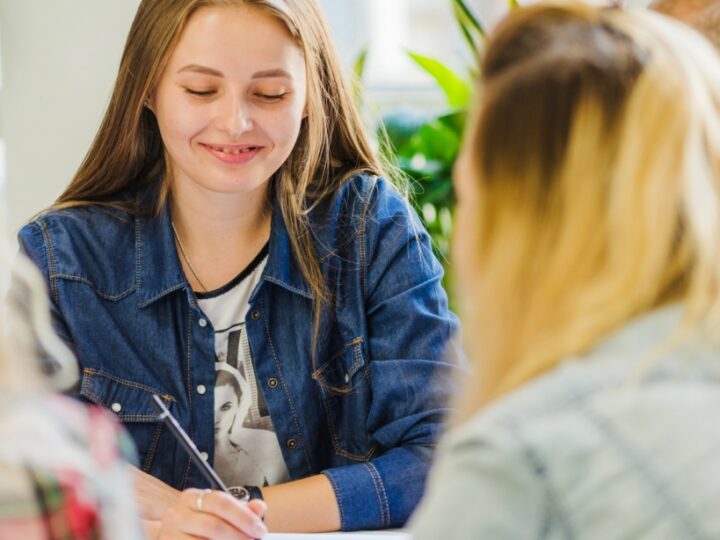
[{"xmin": 322, "ymin": 462, "xmax": 390, "ymax": 531}]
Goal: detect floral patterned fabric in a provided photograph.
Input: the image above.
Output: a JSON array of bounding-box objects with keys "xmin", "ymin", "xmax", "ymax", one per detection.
[{"xmin": 0, "ymin": 394, "xmax": 144, "ymax": 540}]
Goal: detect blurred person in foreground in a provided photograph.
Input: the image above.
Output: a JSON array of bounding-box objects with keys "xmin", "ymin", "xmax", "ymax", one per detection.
[
  {"xmin": 410, "ymin": 3, "xmax": 720, "ymax": 538},
  {"xmin": 0, "ymin": 252, "xmax": 144, "ymax": 539},
  {"xmin": 651, "ymin": 0, "xmax": 720, "ymax": 48}
]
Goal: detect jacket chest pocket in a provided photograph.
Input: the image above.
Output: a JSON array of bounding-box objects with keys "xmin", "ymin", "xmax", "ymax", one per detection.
[
  {"xmin": 79, "ymin": 368, "xmax": 175, "ymax": 472},
  {"xmin": 312, "ymin": 337, "xmax": 376, "ymax": 461}
]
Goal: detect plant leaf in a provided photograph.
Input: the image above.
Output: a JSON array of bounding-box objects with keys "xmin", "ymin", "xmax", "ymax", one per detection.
[
  {"xmin": 378, "ymin": 110, "xmax": 433, "ymax": 156},
  {"xmin": 452, "ymin": 0, "xmax": 485, "ymax": 51},
  {"xmin": 353, "ymin": 48, "xmax": 368, "ymax": 82},
  {"xmin": 456, "ymin": 22, "xmax": 477, "ymax": 56},
  {"xmin": 453, "ymin": 0, "xmax": 484, "ymax": 34},
  {"xmin": 437, "ymin": 110, "xmax": 467, "ymax": 135},
  {"xmin": 407, "ymin": 120, "xmax": 461, "ymax": 167},
  {"xmin": 351, "ymin": 48, "xmax": 368, "ymax": 103},
  {"xmin": 407, "ymin": 52, "xmax": 471, "ymax": 109}
]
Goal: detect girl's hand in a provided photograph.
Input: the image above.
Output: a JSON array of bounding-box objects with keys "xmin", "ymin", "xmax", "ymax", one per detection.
[
  {"xmin": 157, "ymin": 489, "xmax": 268, "ymax": 539},
  {"xmin": 133, "ymin": 467, "xmax": 182, "ymax": 520},
  {"xmin": 133, "ymin": 467, "xmax": 267, "ymax": 538}
]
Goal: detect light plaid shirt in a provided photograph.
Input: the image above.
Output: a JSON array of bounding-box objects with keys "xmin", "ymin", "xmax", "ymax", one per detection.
[{"xmin": 412, "ymin": 307, "xmax": 720, "ymax": 539}]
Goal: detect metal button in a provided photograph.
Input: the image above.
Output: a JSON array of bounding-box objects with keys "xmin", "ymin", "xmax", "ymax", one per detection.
[
  {"xmin": 286, "ymin": 438, "xmax": 297, "ymax": 449},
  {"xmin": 111, "ymin": 402, "xmax": 122, "ymax": 413},
  {"xmin": 250, "ymin": 310, "xmax": 261, "ymax": 320},
  {"xmin": 198, "ymin": 318, "xmax": 208, "ymax": 328},
  {"xmin": 200, "ymin": 452, "xmax": 208, "ymax": 461},
  {"xmin": 267, "ymin": 378, "xmax": 278, "ymax": 389},
  {"xmin": 196, "ymin": 385, "xmax": 207, "ymax": 395}
]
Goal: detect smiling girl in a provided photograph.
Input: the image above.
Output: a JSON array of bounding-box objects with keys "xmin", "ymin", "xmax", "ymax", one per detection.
[{"xmin": 18, "ymin": 0, "xmax": 458, "ymax": 538}]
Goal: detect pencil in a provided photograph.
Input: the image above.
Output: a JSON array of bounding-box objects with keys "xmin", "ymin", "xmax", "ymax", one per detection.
[{"xmin": 150, "ymin": 394, "xmax": 230, "ymax": 493}]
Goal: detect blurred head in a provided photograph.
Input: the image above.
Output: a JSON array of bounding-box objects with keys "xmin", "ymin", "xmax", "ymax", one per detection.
[
  {"xmin": 454, "ymin": 3, "xmax": 720, "ymax": 411},
  {"xmin": 651, "ymin": 0, "xmax": 720, "ymax": 49},
  {"xmin": 0, "ymin": 252, "xmax": 78, "ymax": 393}
]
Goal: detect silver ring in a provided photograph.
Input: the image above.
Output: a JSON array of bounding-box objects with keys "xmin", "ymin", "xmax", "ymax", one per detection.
[{"xmin": 195, "ymin": 490, "xmax": 207, "ymax": 512}]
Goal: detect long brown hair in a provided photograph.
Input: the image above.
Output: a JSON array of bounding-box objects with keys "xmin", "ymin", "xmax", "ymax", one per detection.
[
  {"xmin": 56, "ymin": 0, "xmax": 389, "ymax": 352},
  {"xmin": 455, "ymin": 3, "xmax": 720, "ymax": 416}
]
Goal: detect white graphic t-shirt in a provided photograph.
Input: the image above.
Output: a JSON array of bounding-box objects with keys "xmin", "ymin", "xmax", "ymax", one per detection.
[{"xmin": 196, "ymin": 244, "xmax": 290, "ymax": 488}]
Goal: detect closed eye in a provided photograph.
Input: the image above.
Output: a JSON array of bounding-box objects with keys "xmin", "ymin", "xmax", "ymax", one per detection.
[
  {"xmin": 256, "ymin": 93, "xmax": 286, "ymax": 102},
  {"xmin": 185, "ymin": 88, "xmax": 216, "ymax": 97}
]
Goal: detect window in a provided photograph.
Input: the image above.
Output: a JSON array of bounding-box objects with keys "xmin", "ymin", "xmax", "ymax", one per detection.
[{"xmin": 320, "ymin": 0, "xmax": 467, "ymax": 114}]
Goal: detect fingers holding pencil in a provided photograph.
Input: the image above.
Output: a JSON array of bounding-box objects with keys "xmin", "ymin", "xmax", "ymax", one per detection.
[
  {"xmin": 146, "ymin": 396, "xmax": 268, "ymax": 538},
  {"xmin": 156, "ymin": 488, "xmax": 268, "ymax": 539}
]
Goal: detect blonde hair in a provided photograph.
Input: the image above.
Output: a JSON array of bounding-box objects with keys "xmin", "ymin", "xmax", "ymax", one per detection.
[
  {"xmin": 456, "ymin": 3, "xmax": 720, "ymax": 415},
  {"xmin": 54, "ymin": 0, "xmax": 391, "ymax": 357},
  {"xmin": 651, "ymin": 0, "xmax": 720, "ymax": 49}
]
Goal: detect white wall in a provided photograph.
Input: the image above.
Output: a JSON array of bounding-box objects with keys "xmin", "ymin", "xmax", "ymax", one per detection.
[{"xmin": 0, "ymin": 0, "xmax": 140, "ymax": 236}]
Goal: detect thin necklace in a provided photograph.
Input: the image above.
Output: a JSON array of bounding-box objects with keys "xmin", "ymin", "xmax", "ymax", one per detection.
[{"xmin": 171, "ymin": 221, "xmax": 209, "ymax": 292}]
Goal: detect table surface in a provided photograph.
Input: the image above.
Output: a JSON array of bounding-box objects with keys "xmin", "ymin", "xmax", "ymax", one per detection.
[{"xmin": 267, "ymin": 531, "xmax": 410, "ymax": 539}]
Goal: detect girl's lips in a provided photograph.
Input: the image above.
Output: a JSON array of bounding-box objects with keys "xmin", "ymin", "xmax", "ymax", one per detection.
[{"xmin": 202, "ymin": 143, "xmax": 263, "ymax": 164}]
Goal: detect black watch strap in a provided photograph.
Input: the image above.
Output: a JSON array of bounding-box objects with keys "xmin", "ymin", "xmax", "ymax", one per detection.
[{"xmin": 244, "ymin": 485, "xmax": 264, "ymax": 501}]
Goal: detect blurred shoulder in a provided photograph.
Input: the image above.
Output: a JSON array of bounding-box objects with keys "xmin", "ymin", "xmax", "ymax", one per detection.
[
  {"xmin": 0, "ymin": 393, "xmax": 134, "ymax": 464},
  {"xmin": 0, "ymin": 393, "xmax": 140, "ymax": 538}
]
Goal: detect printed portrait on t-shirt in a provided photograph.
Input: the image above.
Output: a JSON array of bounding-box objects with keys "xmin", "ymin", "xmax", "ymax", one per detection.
[
  {"xmin": 212, "ymin": 324, "xmax": 289, "ymax": 487},
  {"xmin": 197, "ymin": 254, "xmax": 290, "ymax": 488},
  {"xmin": 214, "ymin": 363, "xmax": 250, "ymax": 441},
  {"xmin": 216, "ymin": 324, "xmax": 272, "ymax": 428}
]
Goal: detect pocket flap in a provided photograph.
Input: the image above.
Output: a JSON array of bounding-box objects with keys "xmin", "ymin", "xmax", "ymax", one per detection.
[
  {"xmin": 312, "ymin": 337, "xmax": 367, "ymax": 394},
  {"xmin": 79, "ymin": 368, "xmax": 176, "ymax": 422}
]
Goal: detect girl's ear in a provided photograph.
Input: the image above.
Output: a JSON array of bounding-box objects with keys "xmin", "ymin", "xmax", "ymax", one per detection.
[{"xmin": 144, "ymin": 93, "xmax": 156, "ymax": 113}]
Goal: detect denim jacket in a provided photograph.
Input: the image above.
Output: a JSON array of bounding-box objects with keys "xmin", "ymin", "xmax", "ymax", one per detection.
[
  {"xmin": 18, "ymin": 175, "xmax": 459, "ymax": 531},
  {"xmin": 410, "ymin": 307, "xmax": 720, "ymax": 539}
]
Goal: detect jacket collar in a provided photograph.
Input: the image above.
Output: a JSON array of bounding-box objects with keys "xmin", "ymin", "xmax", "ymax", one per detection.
[
  {"xmin": 136, "ymin": 201, "xmax": 313, "ymax": 308},
  {"xmin": 136, "ymin": 203, "xmax": 186, "ymax": 308},
  {"xmin": 261, "ymin": 207, "xmax": 314, "ymax": 300}
]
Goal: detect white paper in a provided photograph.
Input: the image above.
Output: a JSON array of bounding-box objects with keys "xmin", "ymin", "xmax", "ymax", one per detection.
[{"xmin": 267, "ymin": 532, "xmax": 411, "ymax": 539}]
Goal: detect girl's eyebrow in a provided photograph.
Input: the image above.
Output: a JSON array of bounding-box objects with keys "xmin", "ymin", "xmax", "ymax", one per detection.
[
  {"xmin": 252, "ymin": 68, "xmax": 293, "ymax": 80},
  {"xmin": 177, "ymin": 64, "xmax": 293, "ymax": 80},
  {"xmin": 177, "ymin": 64, "xmax": 223, "ymax": 77}
]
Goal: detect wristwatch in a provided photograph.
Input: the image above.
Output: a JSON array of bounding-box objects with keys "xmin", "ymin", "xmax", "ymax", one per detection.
[{"xmin": 229, "ymin": 485, "xmax": 264, "ymax": 502}]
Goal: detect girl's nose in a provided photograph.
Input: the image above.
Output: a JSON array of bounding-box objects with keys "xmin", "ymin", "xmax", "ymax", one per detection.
[{"xmin": 217, "ymin": 98, "xmax": 253, "ymax": 138}]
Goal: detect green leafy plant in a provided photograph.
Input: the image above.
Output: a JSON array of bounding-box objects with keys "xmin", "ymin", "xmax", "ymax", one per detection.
[{"xmin": 377, "ymin": 0, "xmax": 486, "ymax": 270}]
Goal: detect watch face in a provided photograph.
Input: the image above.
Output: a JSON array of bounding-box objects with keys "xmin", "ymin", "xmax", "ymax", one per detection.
[{"xmin": 229, "ymin": 486, "xmax": 250, "ymax": 501}]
